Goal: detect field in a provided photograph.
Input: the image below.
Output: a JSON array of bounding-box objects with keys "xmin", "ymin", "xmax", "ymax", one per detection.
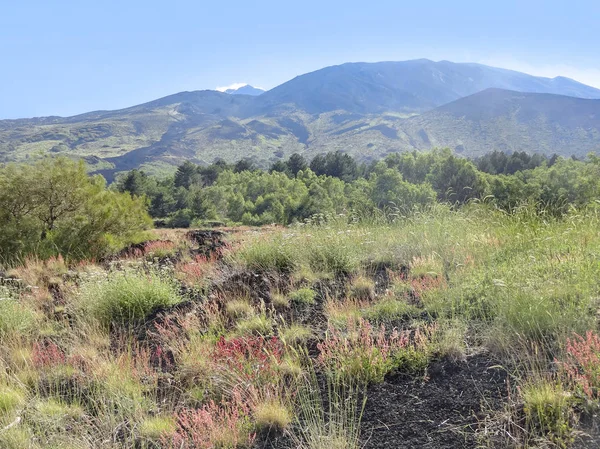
[{"xmin": 1, "ymin": 204, "xmax": 599, "ymax": 448}]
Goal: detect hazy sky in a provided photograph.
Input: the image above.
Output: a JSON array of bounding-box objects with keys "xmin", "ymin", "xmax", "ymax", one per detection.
[{"xmin": 1, "ymin": 0, "xmax": 599, "ymax": 119}]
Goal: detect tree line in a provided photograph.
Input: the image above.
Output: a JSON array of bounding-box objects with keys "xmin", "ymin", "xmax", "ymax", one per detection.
[{"xmin": 115, "ymin": 149, "xmax": 600, "ymax": 227}]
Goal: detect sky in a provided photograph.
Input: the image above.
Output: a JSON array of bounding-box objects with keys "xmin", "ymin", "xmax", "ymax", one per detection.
[{"xmin": 1, "ymin": 0, "xmax": 599, "ymax": 119}]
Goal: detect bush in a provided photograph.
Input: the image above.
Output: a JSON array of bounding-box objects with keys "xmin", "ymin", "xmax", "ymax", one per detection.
[
  {"xmin": 0, "ymin": 157, "xmax": 151, "ymax": 264},
  {"xmin": 77, "ymin": 270, "xmax": 183, "ymax": 327}
]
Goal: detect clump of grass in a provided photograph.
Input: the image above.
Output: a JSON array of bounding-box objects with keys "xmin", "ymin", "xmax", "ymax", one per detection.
[
  {"xmin": 253, "ymin": 400, "xmax": 292, "ymax": 432},
  {"xmin": 0, "ymin": 426, "xmax": 35, "ymax": 449},
  {"xmin": 289, "ymin": 288, "xmax": 316, "ymax": 306},
  {"xmin": 362, "ymin": 298, "xmax": 420, "ymax": 323},
  {"xmin": 271, "ymin": 292, "xmax": 289, "ymax": 309},
  {"xmin": 0, "ymin": 299, "xmax": 38, "ymax": 340},
  {"xmin": 307, "ymin": 239, "xmax": 359, "ymax": 277},
  {"xmin": 225, "ymin": 298, "xmax": 255, "ymax": 319},
  {"xmin": 76, "ymin": 270, "xmax": 183, "ymax": 328},
  {"xmin": 432, "ymin": 320, "xmax": 467, "ymax": 362},
  {"xmin": 235, "ymin": 313, "xmax": 273, "ymax": 336},
  {"xmin": 290, "ymin": 365, "xmax": 365, "ymax": 449},
  {"xmin": 349, "ymin": 275, "xmax": 375, "ymax": 301},
  {"xmin": 521, "ymin": 379, "xmax": 574, "ymax": 445},
  {"xmin": 139, "ymin": 415, "xmax": 176, "ymax": 441},
  {"xmin": 280, "ymin": 324, "xmax": 313, "ymax": 346},
  {"xmin": 325, "ymin": 299, "xmax": 363, "ymax": 329},
  {"xmin": 235, "ymin": 236, "xmax": 297, "ymax": 273},
  {"xmin": 0, "ymin": 385, "xmax": 25, "ymax": 419}
]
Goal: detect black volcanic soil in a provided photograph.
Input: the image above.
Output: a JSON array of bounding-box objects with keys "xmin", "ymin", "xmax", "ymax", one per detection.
[{"xmin": 361, "ymin": 354, "xmax": 508, "ymax": 449}]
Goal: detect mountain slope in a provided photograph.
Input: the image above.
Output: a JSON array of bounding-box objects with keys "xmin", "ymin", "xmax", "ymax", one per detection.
[
  {"xmin": 1, "ymin": 60, "xmax": 600, "ymax": 177},
  {"xmin": 253, "ymin": 59, "xmax": 600, "ymax": 115},
  {"xmin": 400, "ymin": 88, "xmax": 600, "ymax": 156}
]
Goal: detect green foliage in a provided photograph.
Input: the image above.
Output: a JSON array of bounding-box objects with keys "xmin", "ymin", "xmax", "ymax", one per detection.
[
  {"xmin": 0, "ymin": 297, "xmax": 38, "ymax": 340},
  {"xmin": 288, "ymin": 288, "xmax": 316, "ymax": 305},
  {"xmin": 76, "ymin": 270, "xmax": 183, "ymax": 328},
  {"xmin": 521, "ymin": 380, "xmax": 574, "ymax": 445},
  {"xmin": 0, "ymin": 157, "xmax": 151, "ymax": 264}
]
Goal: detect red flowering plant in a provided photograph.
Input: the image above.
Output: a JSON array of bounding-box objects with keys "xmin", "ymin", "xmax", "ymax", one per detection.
[
  {"xmin": 317, "ymin": 318, "xmax": 436, "ymax": 384},
  {"xmin": 560, "ymin": 331, "xmax": 600, "ymax": 402},
  {"xmin": 32, "ymin": 341, "xmax": 66, "ymax": 369}
]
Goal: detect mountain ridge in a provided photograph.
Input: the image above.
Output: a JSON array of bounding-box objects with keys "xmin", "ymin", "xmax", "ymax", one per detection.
[{"xmin": 1, "ymin": 60, "xmax": 600, "ymax": 178}]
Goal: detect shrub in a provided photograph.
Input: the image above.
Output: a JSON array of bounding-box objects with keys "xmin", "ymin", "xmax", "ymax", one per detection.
[
  {"xmin": 77, "ymin": 270, "xmax": 183, "ymax": 328},
  {"xmin": 0, "ymin": 157, "xmax": 151, "ymax": 264}
]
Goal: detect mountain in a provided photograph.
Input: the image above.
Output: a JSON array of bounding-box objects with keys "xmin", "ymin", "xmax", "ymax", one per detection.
[
  {"xmin": 252, "ymin": 59, "xmax": 600, "ymax": 115},
  {"xmin": 1, "ymin": 59, "xmax": 600, "ymax": 179},
  {"xmin": 225, "ymin": 85, "xmax": 265, "ymax": 96}
]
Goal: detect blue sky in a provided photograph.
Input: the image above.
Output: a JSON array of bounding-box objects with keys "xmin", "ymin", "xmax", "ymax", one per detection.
[{"xmin": 1, "ymin": 0, "xmax": 599, "ymax": 119}]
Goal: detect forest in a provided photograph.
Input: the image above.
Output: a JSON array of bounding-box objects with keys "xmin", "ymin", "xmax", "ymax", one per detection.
[{"xmin": 114, "ymin": 149, "xmax": 600, "ymax": 228}]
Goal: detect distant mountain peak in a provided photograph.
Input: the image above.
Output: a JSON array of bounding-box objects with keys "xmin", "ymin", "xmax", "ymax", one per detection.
[{"xmin": 217, "ymin": 83, "xmax": 265, "ymax": 96}]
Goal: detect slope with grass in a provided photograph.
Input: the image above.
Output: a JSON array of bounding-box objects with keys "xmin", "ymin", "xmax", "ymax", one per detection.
[{"xmin": 1, "ymin": 204, "xmax": 600, "ymax": 448}]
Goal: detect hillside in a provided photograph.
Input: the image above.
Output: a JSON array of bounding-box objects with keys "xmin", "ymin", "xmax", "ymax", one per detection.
[{"xmin": 1, "ymin": 59, "xmax": 600, "ymax": 178}]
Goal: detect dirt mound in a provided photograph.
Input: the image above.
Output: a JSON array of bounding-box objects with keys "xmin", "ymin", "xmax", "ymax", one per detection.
[
  {"xmin": 361, "ymin": 353, "xmax": 508, "ymax": 449},
  {"xmin": 186, "ymin": 229, "xmax": 228, "ymax": 258}
]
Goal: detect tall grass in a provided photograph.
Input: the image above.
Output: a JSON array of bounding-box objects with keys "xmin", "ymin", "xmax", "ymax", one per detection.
[{"xmin": 76, "ymin": 269, "xmax": 183, "ymax": 328}]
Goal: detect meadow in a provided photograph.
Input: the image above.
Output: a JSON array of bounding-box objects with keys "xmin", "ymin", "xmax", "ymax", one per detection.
[{"xmin": 1, "ymin": 203, "xmax": 599, "ymax": 448}]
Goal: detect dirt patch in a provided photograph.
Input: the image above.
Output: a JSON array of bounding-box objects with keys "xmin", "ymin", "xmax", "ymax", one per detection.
[
  {"xmin": 186, "ymin": 230, "xmax": 228, "ymax": 258},
  {"xmin": 361, "ymin": 353, "xmax": 508, "ymax": 449}
]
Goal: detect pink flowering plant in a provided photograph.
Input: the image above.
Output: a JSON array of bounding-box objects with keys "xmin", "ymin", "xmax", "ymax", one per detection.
[
  {"xmin": 317, "ymin": 318, "xmax": 435, "ymax": 384},
  {"xmin": 167, "ymin": 389, "xmax": 256, "ymax": 449},
  {"xmin": 561, "ymin": 331, "xmax": 600, "ymax": 402}
]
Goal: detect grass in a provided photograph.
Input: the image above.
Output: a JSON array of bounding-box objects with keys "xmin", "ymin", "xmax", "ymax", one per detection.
[
  {"xmin": 288, "ymin": 287, "xmax": 316, "ymax": 305},
  {"xmin": 76, "ymin": 269, "xmax": 183, "ymax": 328},
  {"xmin": 290, "ymin": 366, "xmax": 366, "ymax": 449},
  {"xmin": 0, "ymin": 298, "xmax": 38, "ymax": 340},
  {"xmin": 1, "ymin": 203, "xmax": 600, "ymax": 447},
  {"xmin": 253, "ymin": 400, "xmax": 292, "ymax": 432}
]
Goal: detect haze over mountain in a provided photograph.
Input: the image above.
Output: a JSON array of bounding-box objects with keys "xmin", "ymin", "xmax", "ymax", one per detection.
[{"xmin": 1, "ymin": 59, "xmax": 599, "ymax": 179}]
